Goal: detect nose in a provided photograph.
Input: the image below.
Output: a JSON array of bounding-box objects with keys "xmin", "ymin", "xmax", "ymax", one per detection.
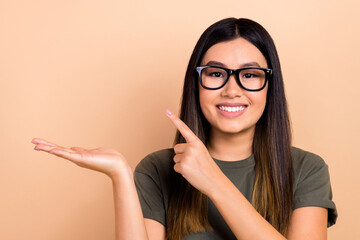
[{"xmin": 221, "ymin": 74, "xmax": 243, "ymax": 98}]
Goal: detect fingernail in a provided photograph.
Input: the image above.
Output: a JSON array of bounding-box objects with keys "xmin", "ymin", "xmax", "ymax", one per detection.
[{"xmin": 166, "ymin": 109, "xmax": 173, "ymax": 116}]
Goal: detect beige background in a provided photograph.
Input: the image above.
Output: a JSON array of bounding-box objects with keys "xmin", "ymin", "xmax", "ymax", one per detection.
[{"xmin": 1, "ymin": 0, "xmax": 359, "ymax": 239}]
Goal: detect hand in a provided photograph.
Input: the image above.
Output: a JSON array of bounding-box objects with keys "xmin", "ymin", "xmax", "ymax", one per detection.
[
  {"xmin": 166, "ymin": 110, "xmax": 225, "ymax": 196},
  {"xmin": 31, "ymin": 138, "xmax": 131, "ymax": 179}
]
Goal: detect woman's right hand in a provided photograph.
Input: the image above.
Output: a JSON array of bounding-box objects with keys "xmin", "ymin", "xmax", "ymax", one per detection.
[{"xmin": 31, "ymin": 138, "xmax": 131, "ymax": 179}]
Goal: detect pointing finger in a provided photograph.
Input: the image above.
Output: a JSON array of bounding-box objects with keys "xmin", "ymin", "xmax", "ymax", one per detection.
[{"xmin": 166, "ymin": 110, "xmax": 198, "ymax": 143}]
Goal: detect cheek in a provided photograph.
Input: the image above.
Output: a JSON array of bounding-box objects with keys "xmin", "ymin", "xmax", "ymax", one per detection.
[
  {"xmin": 199, "ymin": 87, "xmax": 215, "ymax": 103},
  {"xmin": 198, "ymin": 87, "xmax": 206, "ymax": 109},
  {"xmin": 198, "ymin": 89, "xmax": 216, "ymax": 118},
  {"xmin": 248, "ymin": 89, "xmax": 268, "ymax": 115}
]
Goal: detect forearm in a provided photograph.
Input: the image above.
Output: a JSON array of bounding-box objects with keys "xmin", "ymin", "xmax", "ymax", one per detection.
[
  {"xmin": 31, "ymin": 138, "xmax": 149, "ymax": 239},
  {"xmin": 209, "ymin": 174, "xmax": 286, "ymax": 240},
  {"xmin": 111, "ymin": 167, "xmax": 148, "ymax": 240}
]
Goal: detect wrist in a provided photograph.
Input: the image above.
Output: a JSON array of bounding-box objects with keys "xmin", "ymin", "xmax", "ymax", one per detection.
[
  {"xmin": 109, "ymin": 162, "xmax": 133, "ymax": 184},
  {"xmin": 206, "ymin": 173, "xmax": 231, "ymax": 202}
]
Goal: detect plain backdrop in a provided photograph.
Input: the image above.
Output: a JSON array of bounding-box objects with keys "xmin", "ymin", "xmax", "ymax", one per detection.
[{"xmin": 1, "ymin": 0, "xmax": 359, "ymax": 239}]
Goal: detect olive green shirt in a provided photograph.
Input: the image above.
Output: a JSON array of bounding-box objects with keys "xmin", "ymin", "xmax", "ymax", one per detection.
[{"xmin": 134, "ymin": 147, "xmax": 337, "ymax": 239}]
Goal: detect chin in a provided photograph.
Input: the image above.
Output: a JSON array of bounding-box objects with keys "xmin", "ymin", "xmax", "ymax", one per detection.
[{"xmin": 216, "ymin": 124, "xmax": 255, "ymax": 135}]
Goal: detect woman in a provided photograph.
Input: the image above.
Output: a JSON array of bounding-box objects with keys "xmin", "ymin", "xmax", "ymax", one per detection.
[{"xmin": 32, "ymin": 18, "xmax": 337, "ymax": 240}]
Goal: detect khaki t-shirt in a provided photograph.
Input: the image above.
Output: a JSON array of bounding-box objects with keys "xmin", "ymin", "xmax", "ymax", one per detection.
[{"xmin": 134, "ymin": 147, "xmax": 337, "ymax": 239}]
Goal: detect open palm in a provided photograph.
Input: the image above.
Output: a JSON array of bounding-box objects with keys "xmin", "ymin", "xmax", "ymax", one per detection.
[{"xmin": 32, "ymin": 138, "xmax": 129, "ymax": 178}]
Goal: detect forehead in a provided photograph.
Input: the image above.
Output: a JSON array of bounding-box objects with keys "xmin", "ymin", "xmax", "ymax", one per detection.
[{"xmin": 200, "ymin": 37, "xmax": 268, "ymax": 68}]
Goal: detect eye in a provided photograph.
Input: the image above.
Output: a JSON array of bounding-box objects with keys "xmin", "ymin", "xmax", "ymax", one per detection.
[
  {"xmin": 240, "ymin": 69, "xmax": 264, "ymax": 79},
  {"xmin": 243, "ymin": 73, "xmax": 257, "ymax": 78},
  {"xmin": 209, "ymin": 71, "xmax": 224, "ymax": 78},
  {"xmin": 202, "ymin": 67, "xmax": 227, "ymax": 79}
]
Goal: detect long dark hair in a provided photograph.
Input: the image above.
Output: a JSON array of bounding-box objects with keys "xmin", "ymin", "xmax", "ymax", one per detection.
[{"xmin": 166, "ymin": 18, "xmax": 293, "ymax": 239}]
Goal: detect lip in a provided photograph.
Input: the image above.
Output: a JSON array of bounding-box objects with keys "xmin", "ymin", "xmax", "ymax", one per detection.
[
  {"xmin": 216, "ymin": 102, "xmax": 247, "ymax": 107},
  {"xmin": 216, "ymin": 102, "xmax": 248, "ymax": 118}
]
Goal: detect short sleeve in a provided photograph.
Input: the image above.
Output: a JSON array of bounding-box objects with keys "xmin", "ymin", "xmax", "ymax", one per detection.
[
  {"xmin": 293, "ymin": 151, "xmax": 337, "ymax": 227},
  {"xmin": 134, "ymin": 171, "xmax": 166, "ymax": 225},
  {"xmin": 134, "ymin": 149, "xmax": 174, "ymax": 227}
]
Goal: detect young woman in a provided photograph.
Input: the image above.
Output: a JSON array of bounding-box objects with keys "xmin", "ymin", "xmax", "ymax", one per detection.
[{"xmin": 32, "ymin": 18, "xmax": 337, "ymax": 240}]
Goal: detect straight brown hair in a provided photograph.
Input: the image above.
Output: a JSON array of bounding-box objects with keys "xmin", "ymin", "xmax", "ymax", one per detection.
[{"xmin": 166, "ymin": 18, "xmax": 293, "ymax": 240}]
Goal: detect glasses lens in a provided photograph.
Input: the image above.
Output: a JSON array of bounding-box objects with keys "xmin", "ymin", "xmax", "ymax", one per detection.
[
  {"xmin": 201, "ymin": 67, "xmax": 228, "ymax": 89},
  {"xmin": 239, "ymin": 68, "xmax": 266, "ymax": 90}
]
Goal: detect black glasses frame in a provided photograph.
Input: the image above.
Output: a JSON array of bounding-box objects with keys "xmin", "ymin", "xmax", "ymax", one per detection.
[{"xmin": 196, "ymin": 66, "xmax": 272, "ymax": 91}]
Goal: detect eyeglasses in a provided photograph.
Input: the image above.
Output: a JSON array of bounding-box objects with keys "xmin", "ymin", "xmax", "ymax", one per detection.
[{"xmin": 196, "ymin": 66, "xmax": 272, "ymax": 91}]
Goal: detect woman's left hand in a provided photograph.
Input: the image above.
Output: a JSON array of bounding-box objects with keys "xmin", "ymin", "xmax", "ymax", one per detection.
[{"xmin": 166, "ymin": 110, "xmax": 225, "ymax": 196}]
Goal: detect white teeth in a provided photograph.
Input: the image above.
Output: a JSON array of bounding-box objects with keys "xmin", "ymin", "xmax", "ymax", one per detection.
[{"xmin": 218, "ymin": 106, "xmax": 245, "ymax": 112}]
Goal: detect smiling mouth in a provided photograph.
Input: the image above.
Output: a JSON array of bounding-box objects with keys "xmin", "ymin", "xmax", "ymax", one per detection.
[{"xmin": 217, "ymin": 105, "xmax": 247, "ymax": 112}]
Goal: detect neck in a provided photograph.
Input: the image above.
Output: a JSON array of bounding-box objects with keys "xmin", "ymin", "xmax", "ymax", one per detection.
[{"xmin": 207, "ymin": 127, "xmax": 254, "ymax": 161}]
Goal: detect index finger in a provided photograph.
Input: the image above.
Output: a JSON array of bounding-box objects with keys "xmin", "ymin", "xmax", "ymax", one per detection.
[{"xmin": 166, "ymin": 109, "xmax": 198, "ymax": 143}]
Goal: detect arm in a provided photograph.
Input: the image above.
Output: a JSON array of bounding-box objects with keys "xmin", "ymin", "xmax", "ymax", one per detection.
[
  {"xmin": 166, "ymin": 111, "xmax": 328, "ymax": 240},
  {"xmin": 111, "ymin": 169, "xmax": 149, "ymax": 239},
  {"xmin": 112, "ymin": 172, "xmax": 165, "ymax": 239},
  {"xmin": 287, "ymin": 207, "xmax": 327, "ymax": 240},
  {"xmin": 31, "ymin": 138, "xmax": 164, "ymax": 240},
  {"xmin": 209, "ymin": 173, "xmax": 327, "ymax": 240},
  {"xmin": 144, "ymin": 219, "xmax": 166, "ymax": 240}
]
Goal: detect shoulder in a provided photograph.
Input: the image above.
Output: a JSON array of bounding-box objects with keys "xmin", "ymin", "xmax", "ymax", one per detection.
[
  {"xmin": 291, "ymin": 146, "xmax": 325, "ymax": 166},
  {"xmin": 135, "ymin": 148, "xmax": 175, "ymax": 175},
  {"xmin": 134, "ymin": 148, "xmax": 175, "ymax": 197},
  {"xmin": 291, "ymin": 146, "xmax": 328, "ymax": 183}
]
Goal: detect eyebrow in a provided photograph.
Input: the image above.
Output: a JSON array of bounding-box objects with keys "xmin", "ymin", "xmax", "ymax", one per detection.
[{"xmin": 204, "ymin": 60, "xmax": 261, "ymax": 68}]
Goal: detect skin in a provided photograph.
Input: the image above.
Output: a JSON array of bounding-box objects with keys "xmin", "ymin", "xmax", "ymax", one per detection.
[
  {"xmin": 31, "ymin": 139, "xmax": 150, "ymax": 240},
  {"xmin": 32, "ymin": 37, "xmax": 328, "ymax": 240},
  {"xmin": 199, "ymin": 37, "xmax": 268, "ymax": 161}
]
